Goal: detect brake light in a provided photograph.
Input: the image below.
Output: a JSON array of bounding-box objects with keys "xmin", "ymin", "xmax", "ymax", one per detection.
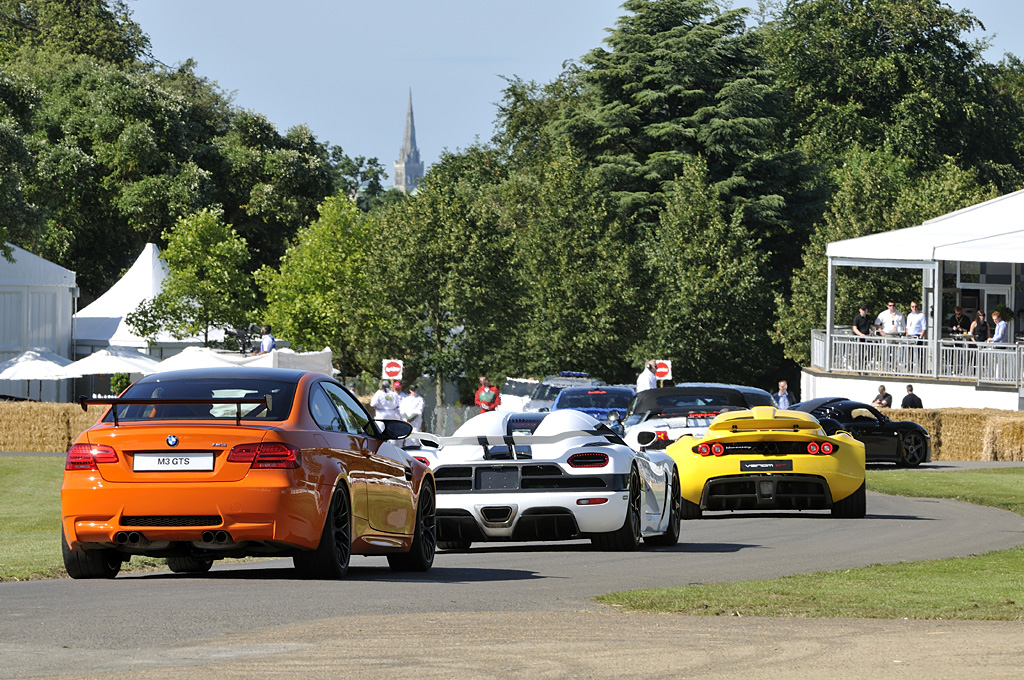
[
  {"xmin": 413, "ymin": 456, "xmax": 431, "ymax": 466},
  {"xmin": 65, "ymin": 443, "xmax": 118, "ymax": 471},
  {"xmin": 568, "ymin": 452, "xmax": 609, "ymax": 468},
  {"xmin": 697, "ymin": 443, "xmax": 711, "ymax": 456},
  {"xmin": 820, "ymin": 442, "xmax": 834, "ymax": 454},
  {"xmin": 711, "ymin": 443, "xmax": 725, "ymax": 456},
  {"xmin": 806, "ymin": 442, "xmax": 819, "ymax": 454},
  {"xmin": 227, "ymin": 442, "xmax": 301, "ymax": 469}
]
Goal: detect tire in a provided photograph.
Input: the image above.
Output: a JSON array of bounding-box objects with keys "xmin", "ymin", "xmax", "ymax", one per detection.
[
  {"xmin": 645, "ymin": 472, "xmax": 680, "ymax": 547},
  {"xmin": 62, "ymin": 526, "xmax": 121, "ymax": 579},
  {"xmin": 166, "ymin": 556, "xmax": 214, "ymax": 574},
  {"xmin": 831, "ymin": 482, "xmax": 867, "ymax": 518},
  {"xmin": 388, "ymin": 482, "xmax": 437, "ymax": 572},
  {"xmin": 897, "ymin": 432, "xmax": 927, "ymax": 468},
  {"xmin": 437, "ymin": 540, "xmax": 472, "ymax": 551},
  {"xmin": 293, "ymin": 483, "xmax": 352, "ymax": 579},
  {"xmin": 591, "ymin": 468, "xmax": 642, "ymax": 551}
]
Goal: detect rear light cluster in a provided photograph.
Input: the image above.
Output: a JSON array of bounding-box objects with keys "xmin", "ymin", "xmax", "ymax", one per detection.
[
  {"xmin": 413, "ymin": 456, "xmax": 431, "ymax": 467},
  {"xmin": 697, "ymin": 443, "xmax": 725, "ymax": 457},
  {"xmin": 65, "ymin": 444, "xmax": 118, "ymax": 471},
  {"xmin": 567, "ymin": 452, "xmax": 609, "ymax": 468},
  {"xmin": 227, "ymin": 442, "xmax": 301, "ymax": 469},
  {"xmin": 806, "ymin": 441, "xmax": 835, "ymax": 455}
]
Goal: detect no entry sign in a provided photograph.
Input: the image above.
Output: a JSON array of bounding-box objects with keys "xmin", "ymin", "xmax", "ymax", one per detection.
[
  {"xmin": 382, "ymin": 359, "xmax": 404, "ymax": 380},
  {"xmin": 654, "ymin": 360, "xmax": 672, "ymax": 381}
]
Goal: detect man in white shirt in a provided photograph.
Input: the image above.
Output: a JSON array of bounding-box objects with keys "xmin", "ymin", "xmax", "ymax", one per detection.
[
  {"xmin": 636, "ymin": 361, "xmax": 658, "ymax": 392},
  {"xmin": 874, "ymin": 301, "xmax": 906, "ymax": 336},
  {"xmin": 370, "ymin": 380, "xmax": 401, "ymax": 420},
  {"xmin": 989, "ymin": 310, "xmax": 1008, "ymax": 343},
  {"xmin": 905, "ymin": 301, "xmax": 926, "ymax": 338}
]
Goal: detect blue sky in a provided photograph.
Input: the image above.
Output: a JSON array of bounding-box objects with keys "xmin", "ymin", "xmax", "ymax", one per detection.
[{"xmin": 129, "ymin": 1, "xmax": 1023, "ymax": 186}]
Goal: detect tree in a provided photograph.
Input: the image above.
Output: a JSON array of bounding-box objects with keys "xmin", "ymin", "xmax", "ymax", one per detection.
[
  {"xmin": 761, "ymin": 0, "xmax": 1024, "ymax": 189},
  {"xmin": 560, "ymin": 0, "xmax": 817, "ymax": 276},
  {"xmin": 256, "ymin": 194, "xmax": 381, "ymax": 375},
  {"xmin": 127, "ymin": 209, "xmax": 254, "ymax": 345},
  {"xmin": 638, "ymin": 156, "xmax": 774, "ymax": 384}
]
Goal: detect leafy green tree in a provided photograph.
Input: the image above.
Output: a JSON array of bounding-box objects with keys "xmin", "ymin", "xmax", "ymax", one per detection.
[
  {"xmin": 638, "ymin": 155, "xmax": 774, "ymax": 383},
  {"xmin": 560, "ymin": 0, "xmax": 817, "ymax": 276},
  {"xmin": 761, "ymin": 0, "xmax": 1024, "ymax": 188},
  {"xmin": 776, "ymin": 148, "xmax": 998, "ymax": 364},
  {"xmin": 0, "ymin": 68, "xmax": 41, "ymax": 259},
  {"xmin": 127, "ymin": 209, "xmax": 254, "ymax": 345},
  {"xmin": 500, "ymin": 148, "xmax": 639, "ymax": 382},
  {"xmin": 256, "ymin": 195, "xmax": 381, "ymax": 375}
]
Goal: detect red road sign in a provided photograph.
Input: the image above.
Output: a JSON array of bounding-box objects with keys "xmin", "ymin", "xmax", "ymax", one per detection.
[
  {"xmin": 382, "ymin": 360, "xmax": 403, "ymax": 380},
  {"xmin": 654, "ymin": 360, "xmax": 672, "ymax": 380}
]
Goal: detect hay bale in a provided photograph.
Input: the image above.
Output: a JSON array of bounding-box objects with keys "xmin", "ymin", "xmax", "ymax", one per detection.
[
  {"xmin": 987, "ymin": 416, "xmax": 1024, "ymax": 462},
  {"xmin": 936, "ymin": 408, "xmax": 1001, "ymax": 461},
  {"xmin": 0, "ymin": 403, "xmax": 106, "ymax": 453}
]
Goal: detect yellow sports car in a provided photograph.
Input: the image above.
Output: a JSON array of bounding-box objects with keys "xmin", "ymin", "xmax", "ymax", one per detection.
[{"xmin": 650, "ymin": 406, "xmax": 865, "ymax": 519}]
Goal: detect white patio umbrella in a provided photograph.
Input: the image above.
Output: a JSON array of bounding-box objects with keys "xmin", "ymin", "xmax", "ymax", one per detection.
[
  {"xmin": 59, "ymin": 346, "xmax": 161, "ymax": 378},
  {"xmin": 151, "ymin": 346, "xmax": 240, "ymax": 372},
  {"xmin": 0, "ymin": 349, "xmax": 73, "ymax": 400}
]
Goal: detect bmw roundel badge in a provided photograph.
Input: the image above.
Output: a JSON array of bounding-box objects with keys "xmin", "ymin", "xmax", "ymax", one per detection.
[{"xmin": 166, "ymin": 435, "xmax": 179, "ymax": 447}]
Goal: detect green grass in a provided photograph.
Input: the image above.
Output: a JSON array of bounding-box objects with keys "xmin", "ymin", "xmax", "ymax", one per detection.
[{"xmin": 597, "ymin": 467, "xmax": 1024, "ymax": 620}]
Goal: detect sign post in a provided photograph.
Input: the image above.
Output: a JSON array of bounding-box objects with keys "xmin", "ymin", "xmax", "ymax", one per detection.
[
  {"xmin": 382, "ymin": 359, "xmax": 404, "ymax": 381},
  {"xmin": 654, "ymin": 360, "xmax": 672, "ymax": 382}
]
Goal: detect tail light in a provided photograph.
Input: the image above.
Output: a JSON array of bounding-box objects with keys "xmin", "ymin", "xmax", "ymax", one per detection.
[
  {"xmin": 413, "ymin": 456, "xmax": 431, "ymax": 467},
  {"xmin": 806, "ymin": 442, "xmax": 819, "ymax": 454},
  {"xmin": 568, "ymin": 452, "xmax": 609, "ymax": 468},
  {"xmin": 65, "ymin": 443, "xmax": 118, "ymax": 471},
  {"xmin": 806, "ymin": 441, "xmax": 835, "ymax": 455},
  {"xmin": 697, "ymin": 443, "xmax": 711, "ymax": 456},
  {"xmin": 820, "ymin": 442, "xmax": 835, "ymax": 454},
  {"xmin": 711, "ymin": 443, "xmax": 725, "ymax": 456},
  {"xmin": 228, "ymin": 442, "xmax": 301, "ymax": 469}
]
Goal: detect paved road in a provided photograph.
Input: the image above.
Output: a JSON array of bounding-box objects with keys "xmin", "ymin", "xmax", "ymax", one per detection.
[{"xmin": 2, "ymin": 480, "xmax": 1024, "ymax": 679}]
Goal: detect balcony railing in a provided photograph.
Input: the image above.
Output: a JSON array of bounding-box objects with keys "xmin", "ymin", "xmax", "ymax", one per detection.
[{"xmin": 810, "ymin": 329, "xmax": 1024, "ymax": 387}]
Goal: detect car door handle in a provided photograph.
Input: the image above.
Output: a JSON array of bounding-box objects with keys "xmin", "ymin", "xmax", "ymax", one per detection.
[{"xmin": 404, "ymin": 467, "xmax": 413, "ymax": 481}]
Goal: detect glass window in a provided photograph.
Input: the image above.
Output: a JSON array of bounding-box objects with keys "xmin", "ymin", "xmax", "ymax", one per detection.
[
  {"xmin": 109, "ymin": 377, "xmax": 297, "ymax": 422},
  {"xmin": 321, "ymin": 382, "xmax": 373, "ymax": 435},
  {"xmin": 308, "ymin": 384, "xmax": 343, "ymax": 432}
]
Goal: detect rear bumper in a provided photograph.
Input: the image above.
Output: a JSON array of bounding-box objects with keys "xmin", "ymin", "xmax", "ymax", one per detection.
[
  {"xmin": 61, "ymin": 471, "xmax": 321, "ymax": 551},
  {"xmin": 700, "ymin": 473, "xmax": 833, "ymax": 511},
  {"xmin": 436, "ymin": 490, "xmax": 628, "ymax": 540}
]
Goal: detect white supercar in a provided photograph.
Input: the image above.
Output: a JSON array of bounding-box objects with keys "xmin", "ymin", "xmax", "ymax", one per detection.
[{"xmin": 415, "ymin": 409, "xmax": 680, "ymax": 551}]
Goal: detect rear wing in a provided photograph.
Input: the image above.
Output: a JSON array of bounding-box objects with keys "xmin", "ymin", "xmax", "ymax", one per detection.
[
  {"xmin": 416, "ymin": 426, "xmax": 624, "ymax": 450},
  {"xmin": 708, "ymin": 416, "xmax": 822, "ymax": 433},
  {"xmin": 80, "ymin": 396, "xmax": 271, "ymax": 427}
]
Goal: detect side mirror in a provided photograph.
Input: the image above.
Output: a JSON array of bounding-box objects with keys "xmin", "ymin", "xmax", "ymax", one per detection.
[
  {"xmin": 378, "ymin": 419, "xmax": 413, "ymax": 441},
  {"xmin": 636, "ymin": 431, "xmax": 658, "ymax": 447}
]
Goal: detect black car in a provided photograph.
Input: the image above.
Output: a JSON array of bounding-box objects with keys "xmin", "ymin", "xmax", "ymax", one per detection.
[{"xmin": 792, "ymin": 397, "xmax": 931, "ymax": 467}]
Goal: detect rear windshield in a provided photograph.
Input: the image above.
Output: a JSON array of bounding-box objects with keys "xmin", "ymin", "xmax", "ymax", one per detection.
[
  {"xmin": 502, "ymin": 379, "xmax": 538, "ymax": 397},
  {"xmin": 556, "ymin": 388, "xmax": 633, "ymax": 410},
  {"xmin": 105, "ymin": 378, "xmax": 298, "ymax": 422}
]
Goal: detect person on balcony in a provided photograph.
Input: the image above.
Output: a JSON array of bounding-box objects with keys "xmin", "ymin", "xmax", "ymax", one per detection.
[
  {"xmin": 852, "ymin": 305, "xmax": 874, "ymax": 337},
  {"xmin": 874, "ymin": 301, "xmax": 905, "ymax": 336},
  {"xmin": 970, "ymin": 310, "xmax": 990, "ymax": 342},
  {"xmin": 871, "ymin": 384, "xmax": 893, "ymax": 408},
  {"xmin": 949, "ymin": 306, "xmax": 970, "ymax": 335},
  {"xmin": 989, "ymin": 310, "xmax": 1008, "ymax": 343},
  {"xmin": 905, "ymin": 301, "xmax": 926, "ymax": 339}
]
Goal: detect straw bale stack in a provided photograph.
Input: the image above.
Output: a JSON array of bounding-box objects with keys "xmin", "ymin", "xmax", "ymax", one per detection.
[
  {"xmin": 984, "ymin": 416, "xmax": 1024, "ymax": 462},
  {"xmin": 0, "ymin": 403, "xmax": 104, "ymax": 453}
]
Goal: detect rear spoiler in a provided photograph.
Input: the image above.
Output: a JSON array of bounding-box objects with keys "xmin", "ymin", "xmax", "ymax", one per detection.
[
  {"xmin": 79, "ymin": 396, "xmax": 271, "ymax": 427},
  {"xmin": 416, "ymin": 425, "xmax": 624, "ymax": 449}
]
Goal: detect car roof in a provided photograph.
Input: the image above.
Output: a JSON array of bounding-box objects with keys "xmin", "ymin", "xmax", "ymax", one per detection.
[
  {"xmin": 132, "ymin": 366, "xmax": 315, "ymax": 385},
  {"xmin": 792, "ymin": 397, "xmax": 854, "ymax": 412},
  {"xmin": 630, "ymin": 383, "xmax": 773, "ymax": 413},
  {"xmin": 557, "ymin": 386, "xmax": 634, "ymax": 395}
]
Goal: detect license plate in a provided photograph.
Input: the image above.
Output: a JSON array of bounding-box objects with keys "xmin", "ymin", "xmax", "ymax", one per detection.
[
  {"xmin": 477, "ymin": 467, "xmax": 519, "ymax": 490},
  {"xmin": 133, "ymin": 452, "xmax": 214, "ymax": 472}
]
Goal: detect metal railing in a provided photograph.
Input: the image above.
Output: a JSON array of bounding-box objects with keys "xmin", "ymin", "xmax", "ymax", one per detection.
[{"xmin": 810, "ymin": 329, "xmax": 1024, "ymax": 386}]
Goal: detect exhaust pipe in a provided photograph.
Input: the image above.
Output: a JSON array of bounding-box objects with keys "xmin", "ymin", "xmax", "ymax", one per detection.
[
  {"xmin": 201, "ymin": 530, "xmax": 215, "ymax": 543},
  {"xmin": 214, "ymin": 530, "xmax": 230, "ymax": 543},
  {"xmin": 115, "ymin": 531, "xmax": 129, "ymax": 544},
  {"xmin": 126, "ymin": 532, "xmax": 142, "ymax": 544}
]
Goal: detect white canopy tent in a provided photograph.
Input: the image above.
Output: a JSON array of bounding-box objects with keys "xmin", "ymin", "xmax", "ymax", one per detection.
[
  {"xmin": 72, "ymin": 243, "xmax": 224, "ymax": 355},
  {"xmin": 820, "ymin": 188, "xmax": 1024, "ymax": 377}
]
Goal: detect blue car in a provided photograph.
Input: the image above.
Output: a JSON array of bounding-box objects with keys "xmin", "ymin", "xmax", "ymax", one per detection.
[{"xmin": 552, "ymin": 385, "xmax": 635, "ymax": 432}]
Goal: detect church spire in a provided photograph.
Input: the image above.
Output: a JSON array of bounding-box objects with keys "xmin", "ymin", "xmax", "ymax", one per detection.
[{"xmin": 394, "ymin": 90, "xmax": 424, "ymax": 193}]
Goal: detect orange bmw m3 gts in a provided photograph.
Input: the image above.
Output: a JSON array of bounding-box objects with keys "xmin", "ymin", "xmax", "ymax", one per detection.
[{"xmin": 61, "ymin": 367, "xmax": 436, "ymax": 578}]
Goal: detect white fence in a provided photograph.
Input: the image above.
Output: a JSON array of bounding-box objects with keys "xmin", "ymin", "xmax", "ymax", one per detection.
[{"xmin": 810, "ymin": 330, "xmax": 1024, "ymax": 386}]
